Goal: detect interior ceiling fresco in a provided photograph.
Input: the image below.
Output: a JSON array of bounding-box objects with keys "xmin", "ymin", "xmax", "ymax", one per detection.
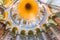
[{"xmin": 0, "ymin": 0, "xmax": 60, "ymax": 40}]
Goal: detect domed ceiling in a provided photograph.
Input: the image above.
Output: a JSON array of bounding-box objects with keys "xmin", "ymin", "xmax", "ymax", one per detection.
[{"xmin": 0, "ymin": 0, "xmax": 60, "ymax": 40}]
